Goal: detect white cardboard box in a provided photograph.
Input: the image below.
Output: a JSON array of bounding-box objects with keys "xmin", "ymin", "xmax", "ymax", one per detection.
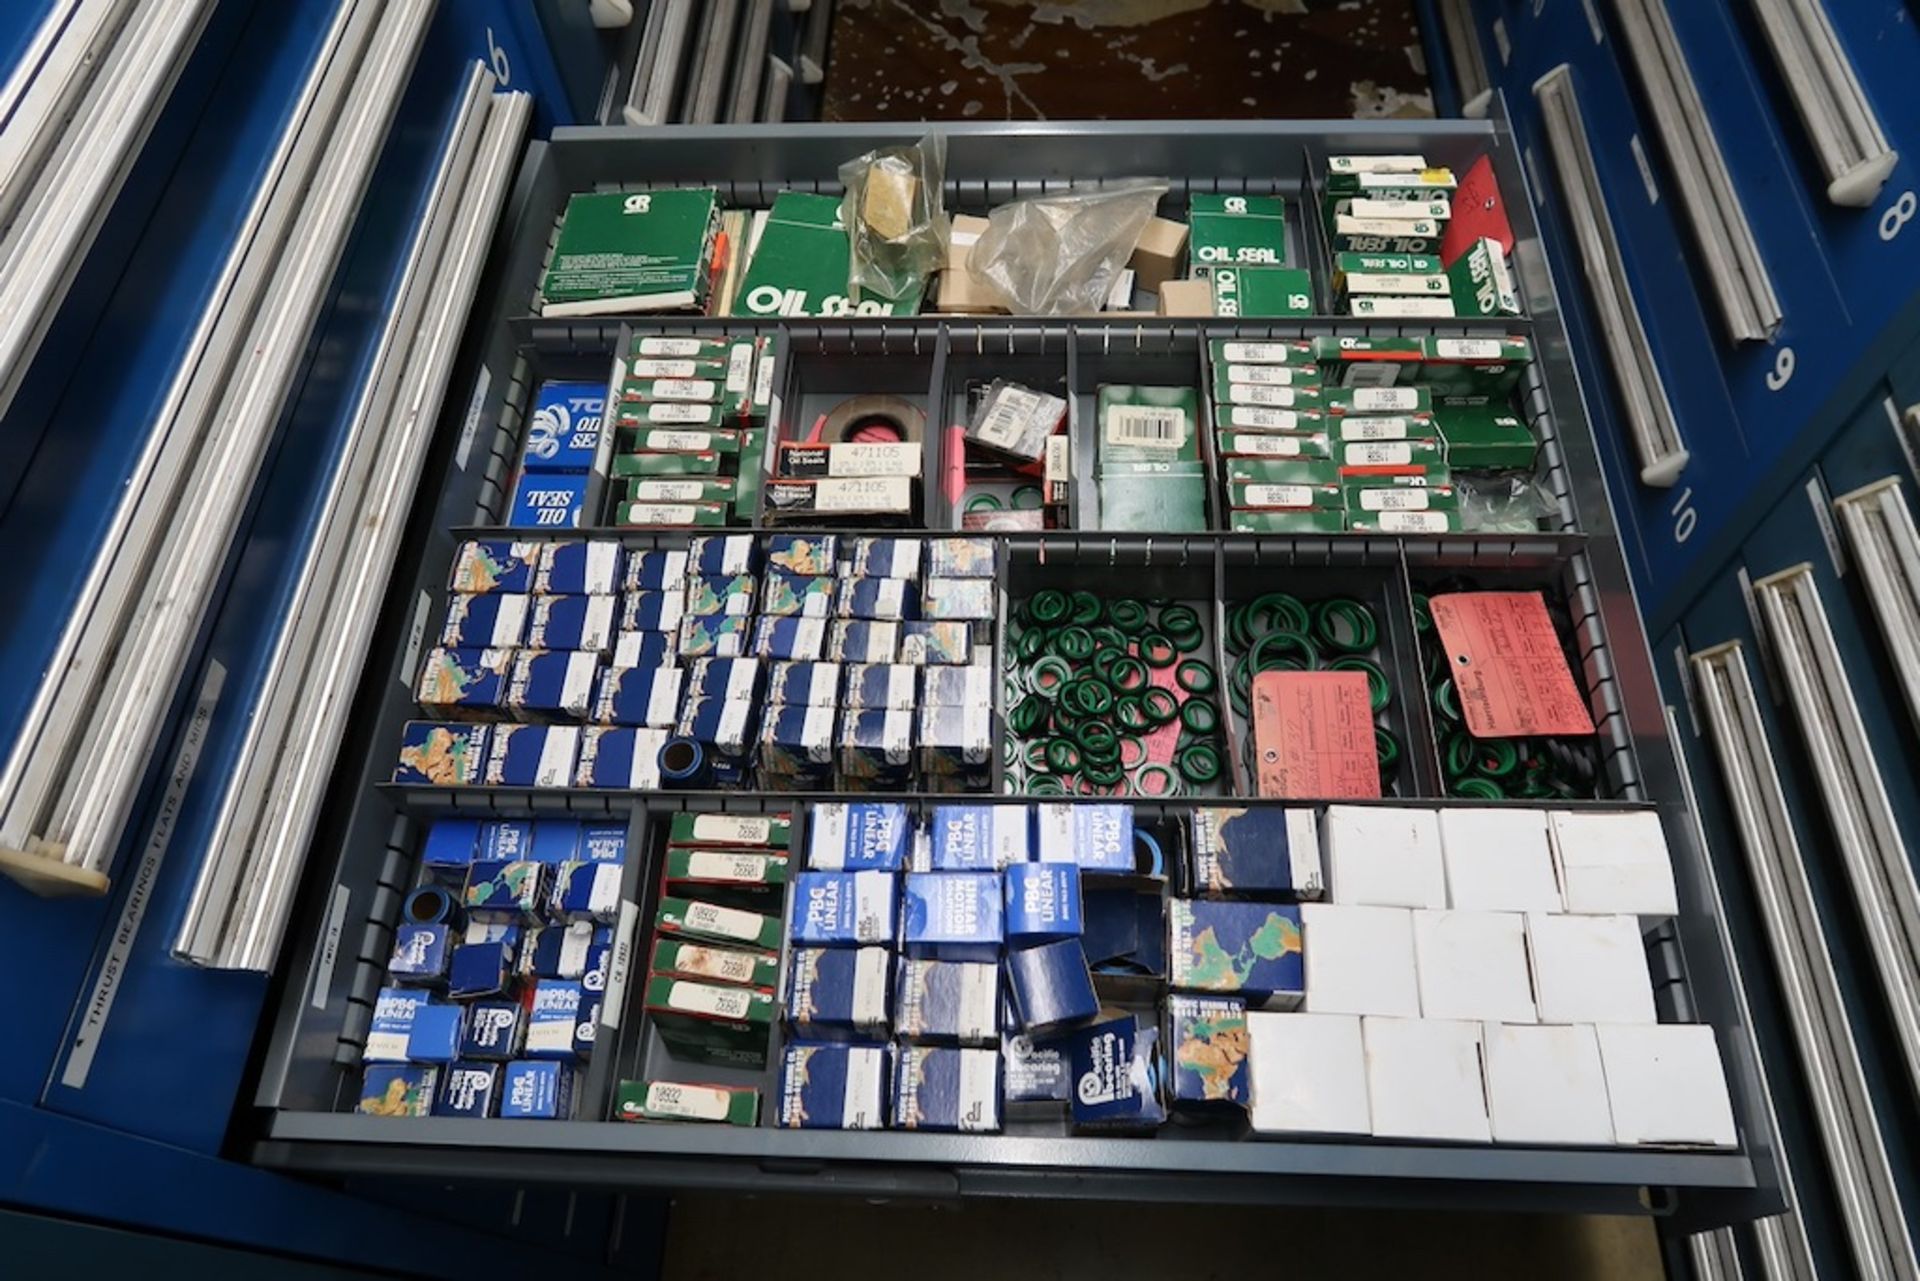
[
  {"xmin": 1324, "ymin": 805, "xmax": 1447, "ymax": 909},
  {"xmin": 1597, "ymin": 1023, "xmax": 1738, "ymax": 1148},
  {"xmin": 1549, "ymin": 810, "xmax": 1679, "ymax": 918},
  {"xmin": 1482, "ymin": 1022, "xmax": 1614, "ymax": 1145},
  {"xmin": 1302, "ymin": 903, "xmax": 1420, "ymax": 1017},
  {"xmin": 1363, "ymin": 1016, "xmax": 1491, "ymax": 1142},
  {"xmin": 1247, "ymin": 1012, "xmax": 1371, "ymax": 1136},
  {"xmin": 1439, "ymin": 808, "xmax": 1563, "ymax": 913},
  {"xmin": 1526, "ymin": 913, "xmax": 1656, "ymax": 1024},
  {"xmin": 1413, "ymin": 910, "xmax": 1537, "ymax": 1023}
]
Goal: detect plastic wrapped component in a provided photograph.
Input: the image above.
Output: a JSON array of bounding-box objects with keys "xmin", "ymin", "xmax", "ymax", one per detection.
[
  {"xmin": 968, "ymin": 180, "xmax": 1170, "ymax": 317},
  {"xmin": 1456, "ymin": 474, "xmax": 1558, "ymax": 533},
  {"xmin": 839, "ymin": 133, "xmax": 950, "ymax": 303}
]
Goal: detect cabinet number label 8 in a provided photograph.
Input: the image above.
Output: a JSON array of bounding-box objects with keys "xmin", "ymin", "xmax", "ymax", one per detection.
[{"xmin": 1882, "ymin": 190, "xmax": 1916, "ymax": 241}]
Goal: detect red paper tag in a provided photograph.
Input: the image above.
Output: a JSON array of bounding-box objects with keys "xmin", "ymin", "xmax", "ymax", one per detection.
[
  {"xmin": 1428, "ymin": 592, "xmax": 1596, "ymax": 738},
  {"xmin": 1441, "ymin": 155, "xmax": 1515, "ymax": 267},
  {"xmin": 1251, "ymin": 670, "xmax": 1380, "ymax": 799}
]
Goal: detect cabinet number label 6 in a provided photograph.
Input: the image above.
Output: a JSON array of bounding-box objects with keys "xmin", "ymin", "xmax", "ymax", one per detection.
[{"xmin": 1882, "ymin": 190, "xmax": 1916, "ymax": 241}]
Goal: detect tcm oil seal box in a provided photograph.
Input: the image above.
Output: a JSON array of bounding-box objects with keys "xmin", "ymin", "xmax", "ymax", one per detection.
[
  {"xmin": 539, "ymin": 189, "xmax": 720, "ymax": 316},
  {"xmin": 522, "ymin": 382, "xmax": 605, "ymax": 473},
  {"xmin": 1187, "ymin": 193, "xmax": 1287, "ymax": 269}
]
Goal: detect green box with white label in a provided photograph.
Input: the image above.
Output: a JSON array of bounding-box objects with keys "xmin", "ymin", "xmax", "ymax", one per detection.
[
  {"xmin": 643, "ymin": 974, "xmax": 776, "ymax": 1069},
  {"xmin": 1187, "ymin": 193, "xmax": 1288, "ymax": 269},
  {"xmin": 733, "ymin": 192, "xmax": 923, "ymax": 318},
  {"xmin": 1228, "ymin": 509, "xmax": 1347, "ymax": 534},
  {"xmin": 1434, "ymin": 397, "xmax": 1537, "ymax": 469},
  {"xmin": 540, "ymin": 189, "xmax": 719, "ymax": 316},
  {"xmin": 1210, "ymin": 266, "xmax": 1314, "ymax": 318},
  {"xmin": 1446, "ymin": 238, "xmax": 1523, "ymax": 318},
  {"xmin": 1417, "ymin": 335, "xmax": 1534, "ymax": 395}
]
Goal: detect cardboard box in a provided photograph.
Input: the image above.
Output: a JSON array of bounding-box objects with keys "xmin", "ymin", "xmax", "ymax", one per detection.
[
  {"xmin": 827, "ymin": 619, "xmax": 900, "ymax": 664},
  {"xmin": 650, "ymin": 938, "xmax": 777, "ymax": 991},
  {"xmin": 807, "ymin": 802, "xmax": 910, "ymax": 870},
  {"xmin": 644, "ymin": 975, "xmax": 776, "ymax": 1068},
  {"xmin": 1447, "ymin": 237, "xmax": 1523, "ymax": 317},
  {"xmin": 541, "ymin": 189, "xmax": 718, "ymax": 316},
  {"xmin": 1299, "ymin": 903, "xmax": 1419, "ymax": 1017},
  {"xmin": 1344, "ymin": 509, "xmax": 1461, "ymax": 535},
  {"xmin": 616, "ymin": 1079, "xmax": 760, "ymax": 1126},
  {"xmin": 415, "ymin": 647, "xmax": 511, "ymax": 720},
  {"xmin": 1526, "ymin": 912, "xmax": 1657, "ymax": 1023},
  {"xmin": 676, "ymin": 614, "xmax": 750, "ymax": 659},
  {"xmin": 901, "ymin": 872, "xmax": 1004, "ymax": 962},
  {"xmin": 930, "ymin": 805, "xmax": 1030, "ymax": 871},
  {"xmin": 1216, "ymin": 363, "xmax": 1322, "ymax": 392},
  {"xmin": 573, "ymin": 726, "xmax": 668, "ymax": 789},
  {"xmin": 658, "ymin": 896, "xmax": 782, "ymax": 951},
  {"xmin": 1438, "ymin": 808, "xmax": 1562, "ymax": 912},
  {"xmin": 476, "ymin": 822, "xmax": 530, "ymax": 862},
  {"xmin": 450, "ymin": 540, "xmax": 539, "ymax": 594},
  {"xmin": 1210, "ymin": 266, "xmax": 1314, "ymax": 318},
  {"xmin": 1312, "ymin": 334, "xmax": 1423, "ymax": 387},
  {"xmin": 791, "ymin": 870, "xmax": 899, "ymax": 946},
  {"xmin": 359, "ymin": 1065, "xmax": 437, "ymax": 1117},
  {"xmin": 520, "ymin": 595, "xmax": 614, "ymax": 654},
  {"xmin": 1065, "ymin": 1014, "xmax": 1166, "ymax": 1130},
  {"xmin": 1323, "ymin": 805, "xmax": 1447, "ymax": 908},
  {"xmin": 1004, "ymin": 862, "xmax": 1082, "ymax": 943},
  {"xmin": 1362, "ymin": 1016, "xmax": 1490, "ymax": 1142},
  {"xmin": 1331, "ymin": 415, "xmax": 1439, "ymax": 445},
  {"xmin": 835, "ymin": 577, "xmax": 919, "ymax": 622},
  {"xmin": 393, "ymin": 721, "xmax": 489, "ymax": 786},
  {"xmin": 664, "ymin": 847, "xmax": 788, "ymax": 902},
  {"xmin": 1217, "ymin": 430, "xmax": 1332, "ymax": 460},
  {"xmin": 1003, "ymin": 1027, "xmax": 1071, "ymax": 1104},
  {"xmin": 582, "ymin": 823, "xmax": 626, "ymax": 864},
  {"xmin": 945, "ymin": 213, "xmax": 992, "ymax": 272},
  {"xmin": 1189, "ymin": 806, "xmax": 1324, "ymax": 899},
  {"xmin": 1168, "ymin": 899, "xmax": 1304, "ymax": 1008},
  {"xmin": 499, "ymin": 1061, "xmax": 575, "ymax": 1119},
  {"xmin": 893, "ymin": 1045, "xmax": 1002, "ymax": 1132},
  {"xmin": 1329, "ymin": 216, "xmax": 1441, "ymax": 256},
  {"xmin": 364, "ymin": 987, "xmax": 427, "ymax": 1063},
  {"xmin": 1333, "ymin": 250, "xmax": 1442, "ymax": 276},
  {"xmin": 1417, "ymin": 335, "xmax": 1533, "ymax": 395},
  {"xmin": 1596, "ymin": 1023, "xmax": 1738, "ymax": 1148},
  {"xmin": 534, "ymin": 541, "xmax": 621, "ymax": 595},
  {"xmin": 615, "ymin": 500, "xmax": 728, "ymax": 529},
  {"xmin": 894, "ymin": 958, "xmax": 999, "ymax": 1047},
  {"xmin": 1227, "ymin": 509, "xmax": 1347, "ymax": 535},
  {"xmin": 778, "ymin": 440, "xmax": 923, "ymax": 480},
  {"xmin": 674, "ymin": 696, "xmax": 755, "ymax": 760},
  {"xmin": 668, "ymin": 812, "xmax": 790, "ymax": 848},
  {"xmin": 525, "ymin": 922, "xmax": 602, "ymax": 979},
  {"xmin": 761, "ymin": 572, "xmax": 836, "ymax": 619},
  {"xmin": 1156, "ymin": 278, "xmax": 1214, "ymax": 317},
  {"xmin": 1005, "ymin": 939, "xmax": 1099, "ymax": 1033},
  {"xmin": 431, "ymin": 1062, "xmax": 501, "ymax": 1118},
  {"xmin": 1483, "ymin": 1023, "xmax": 1613, "ymax": 1146},
  {"xmin": 765, "ymin": 474, "xmax": 917, "ymax": 518},
  {"xmin": 464, "ymin": 860, "xmax": 548, "ymax": 923},
  {"xmin": 1214, "ymin": 378, "xmax": 1325, "ymax": 410},
  {"xmin": 759, "ymin": 704, "xmax": 837, "ymax": 776},
  {"xmin": 1188, "ymin": 193, "xmax": 1286, "ymax": 268},
  {"xmin": 1343, "ymin": 482, "xmax": 1458, "ymax": 516},
  {"xmin": 1167, "ymin": 993, "xmax": 1250, "ymax": 1108},
  {"xmin": 1129, "ymin": 216, "xmax": 1189, "ymax": 291},
  {"xmin": 785, "ymin": 946, "xmax": 892, "ymax": 1040},
  {"xmin": 1034, "ymin": 802, "xmax": 1133, "ymax": 871},
  {"xmin": 1412, "ymin": 909, "xmax": 1537, "ymax": 1022},
  {"xmin": 405, "ymin": 1003, "xmax": 463, "ymax": 1064},
  {"xmin": 921, "ymin": 577, "xmax": 995, "ymax": 622},
  {"xmin": 1326, "ymin": 154, "xmax": 1431, "ymax": 175},
  {"xmin": 775, "ymin": 1042, "xmax": 889, "ymax": 1129},
  {"xmin": 1549, "ymin": 810, "xmax": 1679, "ymax": 917},
  {"xmin": 933, "ymin": 266, "xmax": 1011, "ymax": 314},
  {"xmin": 834, "ymin": 663, "xmax": 912, "ymax": 712},
  {"xmin": 1245, "ymin": 1012, "xmax": 1370, "ymax": 1136}
]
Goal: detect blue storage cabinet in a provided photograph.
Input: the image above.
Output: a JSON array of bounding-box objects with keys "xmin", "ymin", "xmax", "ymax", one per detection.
[{"xmin": 1450, "ymin": 0, "xmax": 1920, "ymax": 1274}]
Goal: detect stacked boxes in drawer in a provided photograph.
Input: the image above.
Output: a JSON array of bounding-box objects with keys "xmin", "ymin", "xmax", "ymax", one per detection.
[
  {"xmin": 1323, "ymin": 155, "xmax": 1456, "ymax": 320},
  {"xmin": 1187, "ymin": 194, "xmax": 1312, "ymax": 319},
  {"xmin": 622, "ymin": 811, "xmax": 793, "ymax": 1123},
  {"xmin": 1206, "ymin": 339, "xmax": 1341, "ymax": 534},
  {"xmin": 358, "ymin": 818, "xmax": 627, "ymax": 1120},
  {"xmin": 611, "ymin": 333, "xmax": 775, "ymax": 528},
  {"xmin": 505, "ymin": 381, "xmax": 607, "ymax": 530}
]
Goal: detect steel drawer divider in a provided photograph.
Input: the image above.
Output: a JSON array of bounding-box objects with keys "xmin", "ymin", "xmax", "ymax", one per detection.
[
  {"xmin": 1744, "ymin": 0, "xmax": 1898, "ymax": 207},
  {"xmin": 1690, "ymin": 644, "xmax": 1915, "ymax": 1278},
  {"xmin": 1749, "ymin": 565, "xmax": 1920, "ymax": 1099},
  {"xmin": 1831, "ymin": 477, "xmax": 1920, "ymax": 736}
]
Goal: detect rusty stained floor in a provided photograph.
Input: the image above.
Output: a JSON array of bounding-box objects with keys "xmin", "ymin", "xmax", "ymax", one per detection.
[{"xmin": 822, "ymin": 0, "xmax": 1436, "ymax": 122}]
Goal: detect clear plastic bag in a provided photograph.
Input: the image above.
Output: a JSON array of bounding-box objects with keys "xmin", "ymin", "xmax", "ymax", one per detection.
[
  {"xmin": 839, "ymin": 133, "xmax": 950, "ymax": 303},
  {"xmin": 1456, "ymin": 473, "xmax": 1560, "ymax": 533},
  {"xmin": 967, "ymin": 179, "xmax": 1169, "ymax": 316}
]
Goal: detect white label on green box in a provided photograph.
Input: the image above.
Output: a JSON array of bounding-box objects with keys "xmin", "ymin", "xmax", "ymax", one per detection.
[
  {"xmin": 669, "ymin": 980, "xmax": 755, "ymax": 1019},
  {"xmin": 647, "ymin": 429, "xmax": 717, "ymax": 451},
  {"xmin": 646, "ymin": 1081, "xmax": 732, "ymax": 1121},
  {"xmin": 1105, "ymin": 405, "xmax": 1189, "ymax": 449},
  {"xmin": 1346, "ymin": 442, "xmax": 1412, "ymax": 466},
  {"xmin": 1227, "ymin": 433, "xmax": 1306, "ymax": 456},
  {"xmin": 649, "ymin": 403, "xmax": 717, "ymax": 424},
  {"xmin": 637, "ymin": 338, "xmax": 712, "ymax": 358},
  {"xmin": 647, "ymin": 378, "xmax": 718, "ymax": 401},
  {"xmin": 1375, "ymin": 511, "xmax": 1452, "ymax": 533},
  {"xmin": 1359, "ymin": 487, "xmax": 1438, "ymax": 511},
  {"xmin": 684, "ymin": 902, "xmax": 766, "ymax": 943},
  {"xmin": 1342, "ymin": 196, "xmax": 1452, "ymax": 221},
  {"xmin": 630, "ymin": 359, "xmax": 705, "ymax": 378},
  {"xmin": 1329, "ymin": 154, "xmax": 1428, "ymax": 173},
  {"xmin": 726, "ymin": 342, "xmax": 755, "ymax": 394},
  {"xmin": 1221, "ymin": 341, "xmax": 1307, "ymax": 364},
  {"xmin": 1436, "ymin": 338, "xmax": 1505, "ymax": 359},
  {"xmin": 632, "ymin": 480, "xmax": 712, "ymax": 502},
  {"xmin": 623, "ymin": 504, "xmax": 702, "ymax": 525},
  {"xmin": 1336, "ymin": 214, "xmax": 1441, "ymax": 239},
  {"xmin": 815, "ymin": 477, "xmax": 913, "ymax": 511},
  {"xmin": 688, "ymin": 851, "xmax": 774, "ymax": 882},
  {"xmin": 1244, "ymin": 484, "xmax": 1316, "ymax": 508},
  {"xmin": 1342, "ymin": 416, "xmax": 1415, "ymax": 441},
  {"xmin": 693, "ymin": 815, "xmax": 774, "ymax": 844},
  {"xmin": 1349, "ymin": 388, "xmax": 1423, "ymax": 412},
  {"xmin": 1228, "ymin": 406, "xmax": 1307, "ymax": 432},
  {"xmin": 1223, "ymin": 384, "xmax": 1306, "ymax": 408},
  {"xmin": 1342, "ymin": 272, "xmax": 1449, "ymax": 296},
  {"xmin": 1350, "ymin": 295, "xmax": 1455, "ymax": 318},
  {"xmin": 1227, "ymin": 365, "xmax": 1312, "ymax": 386}
]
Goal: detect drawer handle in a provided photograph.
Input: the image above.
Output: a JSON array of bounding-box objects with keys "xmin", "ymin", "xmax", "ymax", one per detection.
[
  {"xmin": 1606, "ymin": 0, "xmax": 1782, "ymax": 342},
  {"xmin": 1435, "ymin": 0, "xmax": 1493, "ymax": 118},
  {"xmin": 1832, "ymin": 477, "xmax": 1920, "ymax": 735},
  {"xmin": 1750, "ymin": 564, "xmax": 1920, "ymax": 1097},
  {"xmin": 1532, "ymin": 65, "xmax": 1690, "ymax": 488},
  {"xmin": 1690, "ymin": 641, "xmax": 1918, "ymax": 1275},
  {"xmin": 624, "ymin": 0, "xmax": 697, "ymax": 126},
  {"xmin": 1746, "ymin": 0, "xmax": 1897, "ymax": 207}
]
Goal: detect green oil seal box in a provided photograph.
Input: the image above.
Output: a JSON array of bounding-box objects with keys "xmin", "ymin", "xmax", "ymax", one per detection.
[
  {"xmin": 1323, "ymin": 167, "xmax": 1457, "ymax": 197},
  {"xmin": 1446, "ymin": 237, "xmax": 1523, "ymax": 317},
  {"xmin": 1227, "ymin": 480, "xmax": 1344, "ymax": 511},
  {"xmin": 1343, "ymin": 481, "xmax": 1460, "ymax": 514},
  {"xmin": 643, "ymin": 975, "xmax": 776, "ymax": 1068},
  {"xmin": 616, "ymin": 1079, "xmax": 760, "ymax": 1125},
  {"xmin": 669, "ymin": 811, "xmax": 792, "ymax": 848},
  {"xmin": 1212, "ymin": 375, "xmax": 1325, "ymax": 410},
  {"xmin": 540, "ymin": 189, "xmax": 720, "ymax": 317},
  {"xmin": 734, "ymin": 191, "xmax": 924, "ymax": 318},
  {"xmin": 651, "ymin": 938, "xmax": 780, "ymax": 990},
  {"xmin": 1216, "ymin": 431, "xmax": 1332, "ymax": 461},
  {"xmin": 1417, "ymin": 335, "xmax": 1534, "ymax": 395},
  {"xmin": 1333, "ymin": 250, "xmax": 1442, "ymax": 277},
  {"xmin": 614, "ymin": 449, "xmax": 723, "ymax": 478},
  {"xmin": 657, "ymin": 896, "xmax": 783, "ymax": 951},
  {"xmin": 1209, "ymin": 338, "xmax": 1314, "ymax": 366},
  {"xmin": 1187, "ymin": 193, "xmax": 1287, "ymax": 269},
  {"xmin": 1096, "ymin": 384, "xmax": 1202, "ymax": 470},
  {"xmin": 1336, "ymin": 269, "xmax": 1449, "ymax": 298},
  {"xmin": 1214, "ymin": 405, "xmax": 1329, "ymax": 436},
  {"xmin": 1227, "ymin": 509, "xmax": 1347, "ymax": 534},
  {"xmin": 1347, "ymin": 295, "xmax": 1457, "ymax": 320},
  {"xmin": 1311, "ymin": 335, "xmax": 1423, "ymax": 386},
  {"xmin": 1098, "ymin": 475, "xmax": 1207, "ymax": 532},
  {"xmin": 1331, "ymin": 414, "xmax": 1439, "ymax": 443},
  {"xmin": 1210, "ymin": 266, "xmax": 1313, "ymax": 318},
  {"xmin": 1433, "ymin": 397, "xmax": 1537, "ymax": 469},
  {"xmin": 1222, "ymin": 457, "xmax": 1343, "ymax": 488},
  {"xmin": 664, "ymin": 847, "xmax": 792, "ymax": 896},
  {"xmin": 1328, "ymin": 216, "xmax": 1442, "ymax": 256}
]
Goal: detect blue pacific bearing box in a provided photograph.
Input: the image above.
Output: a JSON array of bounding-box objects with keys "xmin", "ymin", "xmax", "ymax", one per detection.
[
  {"xmin": 807, "ymin": 802, "xmax": 909, "ymax": 870},
  {"xmin": 582, "ymin": 822, "xmax": 627, "ymax": 863},
  {"xmin": 621, "ymin": 589, "xmax": 686, "ymax": 635},
  {"xmin": 1004, "ymin": 863, "xmax": 1083, "ymax": 942},
  {"xmin": 785, "ymin": 947, "xmax": 891, "ymax": 1039},
  {"xmin": 448, "ymin": 941, "xmax": 511, "ymax": 998},
  {"xmin": 529, "ymin": 820, "xmax": 581, "ymax": 865},
  {"xmin": 549, "ymin": 862, "xmax": 622, "ymax": 924},
  {"xmin": 415, "ymin": 648, "xmax": 511, "ymax": 718},
  {"xmin": 592, "ymin": 664, "xmax": 683, "ymax": 727},
  {"xmin": 480, "ymin": 820, "xmax": 533, "ymax": 861},
  {"xmin": 1188, "ymin": 807, "xmax": 1324, "ymax": 900},
  {"xmin": 575, "ymin": 726, "xmax": 669, "ymax": 789},
  {"xmin": 901, "ymin": 873, "xmax": 1003, "ymax": 962},
  {"xmin": 622, "ymin": 548, "xmax": 690, "ymax": 591},
  {"xmin": 1167, "ymin": 899, "xmax": 1304, "ymax": 1009},
  {"xmin": 394, "ymin": 722, "xmax": 489, "ymax": 786},
  {"xmin": 522, "ymin": 381, "xmax": 606, "ymax": 473},
  {"xmin": 776, "ymin": 1043, "xmax": 888, "ymax": 1129},
  {"xmin": 791, "ymin": 871, "xmax": 899, "ymax": 946},
  {"xmin": 389, "ymin": 924, "xmax": 451, "ymax": 985},
  {"xmin": 422, "ymin": 818, "xmax": 481, "ymax": 882},
  {"xmin": 1067, "ymin": 1015, "xmax": 1166, "ymax": 1130},
  {"xmin": 765, "ymin": 660, "xmax": 842, "ymax": 707},
  {"xmin": 465, "ymin": 860, "xmax": 549, "ymax": 922},
  {"xmin": 690, "ymin": 534, "xmax": 757, "ymax": 576},
  {"xmin": 893, "ymin": 1046, "xmax": 1001, "ymax": 1132},
  {"xmin": 460, "ymin": 1001, "xmax": 525, "ymax": 1060},
  {"xmin": 536, "ymin": 539, "xmax": 623, "ymax": 595},
  {"xmin": 1005, "ymin": 938, "xmax": 1099, "ymax": 1033},
  {"xmin": 432, "ymin": 1062, "xmax": 502, "ymax": 1118},
  {"xmin": 508, "ymin": 649, "xmax": 601, "ymax": 721},
  {"xmin": 406, "ymin": 1003, "xmax": 464, "ymax": 1064},
  {"xmin": 499, "ymin": 1061, "xmax": 574, "ymax": 1119},
  {"xmin": 450, "ymin": 540, "xmax": 539, "ymax": 594},
  {"xmin": 482, "ymin": 724, "xmax": 581, "ymax": 788},
  {"xmin": 930, "ymin": 805, "xmax": 1029, "ymax": 870},
  {"xmin": 525, "ymin": 594, "xmax": 617, "ymax": 651},
  {"xmin": 894, "ymin": 958, "xmax": 998, "ymax": 1046},
  {"xmin": 508, "ymin": 472, "xmax": 587, "ymax": 529},
  {"xmin": 440, "ymin": 593, "xmax": 529, "ymax": 648},
  {"xmin": 1035, "ymin": 803, "xmax": 1134, "ymax": 872}
]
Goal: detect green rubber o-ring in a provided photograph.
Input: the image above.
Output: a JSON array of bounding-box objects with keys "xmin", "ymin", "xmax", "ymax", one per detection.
[
  {"xmin": 1141, "ymin": 686, "xmax": 1180, "ymax": 725},
  {"xmin": 1453, "ymin": 776, "xmax": 1504, "ymax": 800},
  {"xmin": 1134, "ymin": 763, "xmax": 1179, "ymax": 796},
  {"xmin": 1411, "ymin": 593, "xmax": 1433, "ymax": 633},
  {"xmin": 1114, "ymin": 694, "xmax": 1151, "ymax": 732},
  {"xmin": 1107, "ymin": 599, "xmax": 1148, "ymax": 633},
  {"xmin": 1376, "ymin": 727, "xmax": 1401, "ymax": 771},
  {"xmin": 1328, "ymin": 655, "xmax": 1391, "ymax": 712},
  {"xmin": 1180, "ymin": 698, "xmax": 1219, "ymax": 735},
  {"xmin": 1247, "ymin": 628, "xmax": 1319, "ymax": 674},
  {"xmin": 1018, "ymin": 628, "xmax": 1049, "ymax": 662},
  {"xmin": 1010, "ymin": 695, "xmax": 1048, "ymax": 736},
  {"xmin": 1442, "ymin": 733, "xmax": 1476, "ymax": 779},
  {"xmin": 1249, "ymin": 592, "xmax": 1310, "ymax": 637},
  {"xmin": 1433, "ymin": 677, "xmax": 1462, "ymax": 723},
  {"xmin": 1030, "ymin": 655, "xmax": 1073, "ymax": 695},
  {"xmin": 1053, "ymin": 626, "xmax": 1094, "ymax": 660},
  {"xmin": 1083, "ymin": 758, "xmax": 1124, "ymax": 786},
  {"xmin": 1118, "ymin": 734, "xmax": 1148, "ymax": 769},
  {"xmin": 1158, "ymin": 603, "xmax": 1201, "ymax": 637},
  {"xmin": 1078, "ymin": 719, "xmax": 1119, "ymax": 757},
  {"xmin": 1078, "ymin": 680, "xmax": 1115, "ymax": 717},
  {"xmin": 1046, "ymin": 738, "xmax": 1082, "ymax": 773},
  {"xmin": 1030, "ymin": 590, "xmax": 1067, "ymax": 624},
  {"xmin": 1024, "ymin": 739, "xmax": 1051, "ymax": 772},
  {"xmin": 1177, "ymin": 744, "xmax": 1223, "ymax": 784},
  {"xmin": 1110, "ymin": 655, "xmax": 1150, "ymax": 692},
  {"xmin": 1176, "ymin": 659, "xmax": 1217, "ymax": 693},
  {"xmin": 1091, "ymin": 625, "xmax": 1128, "ymax": 653},
  {"xmin": 1225, "ymin": 604, "xmax": 1254, "ymax": 656},
  {"xmin": 1476, "ymin": 739, "xmax": 1521, "ymax": 778},
  {"xmin": 1138, "ymin": 633, "xmax": 1177, "ymax": 668},
  {"xmin": 1010, "ymin": 485, "xmax": 1044, "ymax": 510},
  {"xmin": 1069, "ymin": 591, "xmax": 1102, "ymax": 625},
  {"xmin": 965, "ymin": 493, "xmax": 1003, "ymax": 514},
  {"xmin": 1313, "ymin": 598, "xmax": 1379, "ymax": 655}
]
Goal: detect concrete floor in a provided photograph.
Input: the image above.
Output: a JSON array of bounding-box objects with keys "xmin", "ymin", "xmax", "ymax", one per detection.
[{"xmin": 665, "ymin": 1197, "xmax": 1663, "ymax": 1279}]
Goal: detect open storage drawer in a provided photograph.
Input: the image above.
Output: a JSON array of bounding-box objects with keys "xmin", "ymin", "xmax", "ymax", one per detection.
[{"xmin": 249, "ymin": 123, "xmax": 1782, "ymax": 1229}]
